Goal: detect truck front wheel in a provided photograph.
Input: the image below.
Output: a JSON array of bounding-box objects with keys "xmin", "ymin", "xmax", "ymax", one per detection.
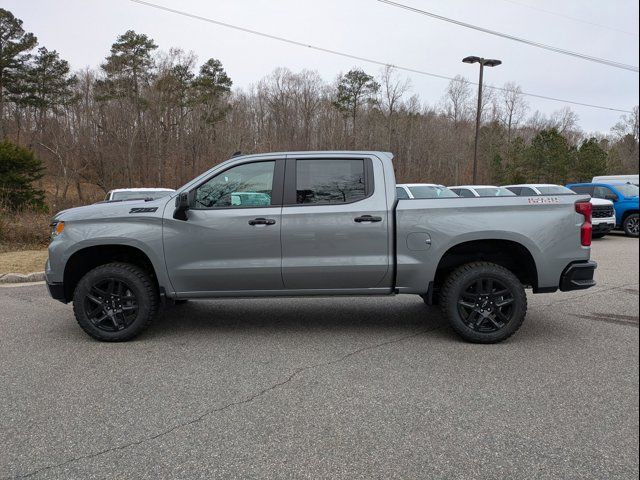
[
  {"xmin": 439, "ymin": 262, "xmax": 527, "ymax": 344},
  {"xmin": 72, "ymin": 262, "xmax": 159, "ymax": 342},
  {"xmin": 623, "ymin": 213, "xmax": 639, "ymax": 237}
]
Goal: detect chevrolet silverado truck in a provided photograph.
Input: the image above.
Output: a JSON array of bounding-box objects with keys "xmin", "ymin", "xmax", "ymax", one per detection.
[{"xmin": 46, "ymin": 151, "xmax": 597, "ymax": 343}]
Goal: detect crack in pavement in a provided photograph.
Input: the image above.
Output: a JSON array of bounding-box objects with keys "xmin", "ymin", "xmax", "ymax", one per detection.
[{"xmin": 11, "ymin": 326, "xmax": 437, "ymax": 479}]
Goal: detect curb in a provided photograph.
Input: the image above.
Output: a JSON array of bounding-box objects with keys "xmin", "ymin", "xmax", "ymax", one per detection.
[{"xmin": 0, "ymin": 271, "xmax": 46, "ymax": 284}]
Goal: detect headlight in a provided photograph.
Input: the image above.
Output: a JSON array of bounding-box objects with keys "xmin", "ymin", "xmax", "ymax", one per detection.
[{"xmin": 50, "ymin": 221, "xmax": 65, "ymax": 238}]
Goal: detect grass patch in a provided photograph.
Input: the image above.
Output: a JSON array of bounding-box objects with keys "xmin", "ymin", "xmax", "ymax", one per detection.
[{"xmin": 0, "ymin": 249, "xmax": 48, "ymax": 274}]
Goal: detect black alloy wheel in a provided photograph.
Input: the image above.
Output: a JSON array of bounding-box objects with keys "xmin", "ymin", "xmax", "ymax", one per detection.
[
  {"xmin": 73, "ymin": 262, "xmax": 158, "ymax": 341},
  {"xmin": 84, "ymin": 278, "xmax": 138, "ymax": 332},
  {"xmin": 456, "ymin": 277, "xmax": 515, "ymax": 333},
  {"xmin": 624, "ymin": 214, "xmax": 639, "ymax": 237},
  {"xmin": 440, "ymin": 262, "xmax": 527, "ymax": 344}
]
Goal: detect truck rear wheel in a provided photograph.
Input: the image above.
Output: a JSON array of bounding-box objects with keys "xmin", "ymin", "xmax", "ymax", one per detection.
[
  {"xmin": 623, "ymin": 213, "xmax": 639, "ymax": 237},
  {"xmin": 72, "ymin": 262, "xmax": 158, "ymax": 342},
  {"xmin": 439, "ymin": 262, "xmax": 527, "ymax": 344}
]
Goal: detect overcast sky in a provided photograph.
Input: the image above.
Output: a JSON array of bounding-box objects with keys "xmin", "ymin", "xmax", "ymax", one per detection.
[{"xmin": 6, "ymin": 0, "xmax": 639, "ymax": 133}]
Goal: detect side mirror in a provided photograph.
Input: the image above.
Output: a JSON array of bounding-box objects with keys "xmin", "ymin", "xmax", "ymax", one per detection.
[
  {"xmin": 604, "ymin": 193, "xmax": 618, "ymax": 202},
  {"xmin": 173, "ymin": 191, "xmax": 192, "ymax": 220}
]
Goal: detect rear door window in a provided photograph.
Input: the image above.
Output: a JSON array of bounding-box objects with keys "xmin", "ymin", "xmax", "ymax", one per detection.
[
  {"xmin": 593, "ymin": 186, "xmax": 614, "ymax": 199},
  {"xmin": 294, "ymin": 159, "xmax": 367, "ymax": 204}
]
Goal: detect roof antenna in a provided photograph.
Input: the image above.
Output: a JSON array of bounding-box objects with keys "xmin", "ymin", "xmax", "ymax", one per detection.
[{"xmin": 231, "ymin": 151, "xmax": 242, "ymax": 157}]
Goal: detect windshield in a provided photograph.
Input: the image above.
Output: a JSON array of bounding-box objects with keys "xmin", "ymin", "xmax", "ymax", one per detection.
[
  {"xmin": 110, "ymin": 190, "xmax": 172, "ymax": 201},
  {"xmin": 475, "ymin": 187, "xmax": 516, "ymax": 197},
  {"xmin": 407, "ymin": 185, "xmax": 458, "ymax": 199},
  {"xmin": 615, "ymin": 184, "xmax": 639, "ymax": 197},
  {"xmin": 536, "ymin": 186, "xmax": 575, "ymax": 195}
]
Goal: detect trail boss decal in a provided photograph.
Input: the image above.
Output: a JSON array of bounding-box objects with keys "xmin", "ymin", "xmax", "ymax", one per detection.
[
  {"xmin": 528, "ymin": 196, "xmax": 561, "ymax": 204},
  {"xmin": 129, "ymin": 207, "xmax": 158, "ymax": 213}
]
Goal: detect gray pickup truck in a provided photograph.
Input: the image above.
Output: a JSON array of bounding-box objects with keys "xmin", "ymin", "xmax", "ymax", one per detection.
[{"xmin": 46, "ymin": 151, "xmax": 596, "ymax": 343}]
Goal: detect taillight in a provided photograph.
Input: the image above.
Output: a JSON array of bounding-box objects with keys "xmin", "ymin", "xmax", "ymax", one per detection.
[{"xmin": 575, "ymin": 201, "xmax": 592, "ymax": 246}]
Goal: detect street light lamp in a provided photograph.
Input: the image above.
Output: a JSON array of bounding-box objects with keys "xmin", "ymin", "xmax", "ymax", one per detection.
[{"xmin": 462, "ymin": 56, "xmax": 502, "ymax": 184}]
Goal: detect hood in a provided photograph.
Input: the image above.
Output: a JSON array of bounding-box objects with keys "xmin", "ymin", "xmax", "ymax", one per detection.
[
  {"xmin": 589, "ymin": 198, "xmax": 613, "ymax": 206},
  {"xmin": 53, "ymin": 196, "xmax": 173, "ymax": 222}
]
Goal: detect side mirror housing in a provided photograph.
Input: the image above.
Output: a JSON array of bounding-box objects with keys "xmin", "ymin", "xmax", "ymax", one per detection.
[
  {"xmin": 604, "ymin": 193, "xmax": 618, "ymax": 202},
  {"xmin": 173, "ymin": 191, "xmax": 192, "ymax": 220}
]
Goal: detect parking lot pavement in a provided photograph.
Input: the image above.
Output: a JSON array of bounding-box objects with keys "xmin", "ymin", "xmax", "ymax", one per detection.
[{"xmin": 1, "ymin": 236, "xmax": 637, "ymax": 479}]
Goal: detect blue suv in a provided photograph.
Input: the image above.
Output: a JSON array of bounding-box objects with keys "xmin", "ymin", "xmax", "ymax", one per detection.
[{"xmin": 566, "ymin": 182, "xmax": 639, "ymax": 237}]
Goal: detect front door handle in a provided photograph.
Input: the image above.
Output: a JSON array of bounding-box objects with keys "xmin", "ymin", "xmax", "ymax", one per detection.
[
  {"xmin": 354, "ymin": 215, "xmax": 382, "ymax": 223},
  {"xmin": 248, "ymin": 217, "xmax": 276, "ymax": 226}
]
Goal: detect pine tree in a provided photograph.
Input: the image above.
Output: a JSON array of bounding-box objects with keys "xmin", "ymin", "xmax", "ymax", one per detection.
[
  {"xmin": 333, "ymin": 69, "xmax": 379, "ymax": 147},
  {"xmin": 0, "ymin": 8, "xmax": 37, "ymax": 137},
  {"xmin": 97, "ymin": 30, "xmax": 157, "ymax": 105},
  {"xmin": 0, "ymin": 140, "xmax": 45, "ymax": 211},
  {"xmin": 573, "ymin": 138, "xmax": 607, "ymax": 182},
  {"xmin": 19, "ymin": 47, "xmax": 77, "ymax": 125},
  {"xmin": 192, "ymin": 58, "xmax": 233, "ymax": 125}
]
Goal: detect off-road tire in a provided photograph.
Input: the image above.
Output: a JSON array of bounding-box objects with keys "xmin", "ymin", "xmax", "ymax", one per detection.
[
  {"xmin": 439, "ymin": 262, "xmax": 527, "ymax": 344},
  {"xmin": 73, "ymin": 262, "xmax": 158, "ymax": 341}
]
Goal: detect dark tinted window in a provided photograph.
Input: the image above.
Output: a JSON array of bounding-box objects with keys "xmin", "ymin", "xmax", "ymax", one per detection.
[
  {"xmin": 505, "ymin": 187, "xmax": 521, "ymax": 195},
  {"xmin": 520, "ymin": 187, "xmax": 537, "ymax": 196},
  {"xmin": 193, "ymin": 161, "xmax": 275, "ymax": 208},
  {"xmin": 593, "ymin": 186, "xmax": 614, "ymax": 199},
  {"xmin": 569, "ymin": 185, "xmax": 593, "ymax": 195},
  {"xmin": 396, "ymin": 187, "xmax": 410, "ymax": 199},
  {"xmin": 296, "ymin": 159, "xmax": 366, "ymax": 204},
  {"xmin": 453, "ymin": 188, "xmax": 475, "ymax": 198}
]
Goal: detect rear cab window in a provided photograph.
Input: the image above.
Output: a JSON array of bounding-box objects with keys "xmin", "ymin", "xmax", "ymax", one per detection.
[{"xmin": 285, "ymin": 158, "xmax": 372, "ymax": 205}]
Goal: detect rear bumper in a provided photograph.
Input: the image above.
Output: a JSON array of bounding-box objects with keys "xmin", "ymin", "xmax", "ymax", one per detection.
[
  {"xmin": 559, "ymin": 261, "xmax": 597, "ymax": 292},
  {"xmin": 46, "ymin": 281, "xmax": 67, "ymax": 303}
]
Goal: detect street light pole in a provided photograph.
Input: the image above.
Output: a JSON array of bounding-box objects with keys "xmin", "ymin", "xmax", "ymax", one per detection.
[{"xmin": 462, "ymin": 56, "xmax": 501, "ymax": 184}]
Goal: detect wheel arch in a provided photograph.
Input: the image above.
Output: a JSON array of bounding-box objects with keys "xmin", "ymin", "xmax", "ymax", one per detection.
[
  {"xmin": 63, "ymin": 244, "xmax": 160, "ymax": 302},
  {"xmin": 621, "ymin": 209, "xmax": 639, "ymax": 223},
  {"xmin": 433, "ymin": 239, "xmax": 539, "ymax": 295}
]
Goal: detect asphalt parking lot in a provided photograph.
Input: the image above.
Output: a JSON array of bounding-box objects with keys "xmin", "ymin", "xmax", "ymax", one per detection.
[{"xmin": 1, "ymin": 234, "xmax": 638, "ymax": 479}]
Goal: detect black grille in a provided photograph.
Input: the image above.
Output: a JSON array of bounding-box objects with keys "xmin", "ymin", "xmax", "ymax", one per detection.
[{"xmin": 592, "ymin": 205, "xmax": 614, "ymax": 218}]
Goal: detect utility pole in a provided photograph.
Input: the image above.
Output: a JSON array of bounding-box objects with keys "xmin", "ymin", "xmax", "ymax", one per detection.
[{"xmin": 462, "ymin": 56, "xmax": 502, "ymax": 184}]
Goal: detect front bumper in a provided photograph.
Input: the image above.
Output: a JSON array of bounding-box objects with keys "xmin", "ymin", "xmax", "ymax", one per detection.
[
  {"xmin": 559, "ymin": 261, "xmax": 597, "ymax": 292},
  {"xmin": 46, "ymin": 280, "xmax": 67, "ymax": 303},
  {"xmin": 593, "ymin": 222, "xmax": 614, "ymax": 234}
]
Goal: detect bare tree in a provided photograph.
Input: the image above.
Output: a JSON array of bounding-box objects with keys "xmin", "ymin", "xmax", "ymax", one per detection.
[
  {"xmin": 442, "ymin": 75, "xmax": 472, "ymax": 127},
  {"xmin": 378, "ymin": 66, "xmax": 411, "ymax": 150},
  {"xmin": 499, "ymin": 82, "xmax": 528, "ymax": 142}
]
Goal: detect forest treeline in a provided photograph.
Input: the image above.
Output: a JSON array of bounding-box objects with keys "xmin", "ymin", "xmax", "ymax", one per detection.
[{"xmin": 0, "ymin": 7, "xmax": 638, "ymax": 210}]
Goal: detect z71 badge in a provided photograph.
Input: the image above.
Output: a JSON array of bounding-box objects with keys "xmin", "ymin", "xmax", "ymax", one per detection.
[{"xmin": 129, "ymin": 207, "xmax": 158, "ymax": 213}]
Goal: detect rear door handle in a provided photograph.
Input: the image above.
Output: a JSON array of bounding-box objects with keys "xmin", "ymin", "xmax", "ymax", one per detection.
[
  {"xmin": 354, "ymin": 215, "xmax": 382, "ymax": 223},
  {"xmin": 248, "ymin": 217, "xmax": 276, "ymax": 226}
]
